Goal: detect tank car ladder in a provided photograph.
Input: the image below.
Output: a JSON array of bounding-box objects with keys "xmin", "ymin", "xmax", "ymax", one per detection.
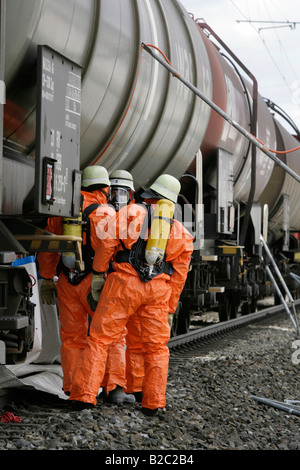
[{"xmin": 260, "ymin": 234, "xmax": 300, "ymax": 336}]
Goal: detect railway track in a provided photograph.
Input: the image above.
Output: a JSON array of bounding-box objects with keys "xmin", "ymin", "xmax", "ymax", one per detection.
[
  {"xmin": 1, "ymin": 301, "xmax": 299, "ymax": 451},
  {"xmin": 168, "ymin": 299, "xmax": 300, "ymax": 359},
  {"xmin": 1, "ymin": 299, "xmax": 299, "ymax": 409}
]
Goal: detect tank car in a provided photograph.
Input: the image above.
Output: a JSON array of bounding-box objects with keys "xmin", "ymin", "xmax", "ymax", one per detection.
[{"xmin": 1, "ymin": 0, "xmax": 300, "ymax": 375}]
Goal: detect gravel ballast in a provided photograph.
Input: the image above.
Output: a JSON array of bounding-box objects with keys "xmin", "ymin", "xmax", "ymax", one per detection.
[{"xmin": 0, "ymin": 312, "xmax": 299, "ymax": 452}]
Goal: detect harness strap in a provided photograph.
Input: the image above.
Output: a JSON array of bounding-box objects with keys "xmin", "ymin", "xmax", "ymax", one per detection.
[
  {"xmin": 114, "ymin": 204, "xmax": 173, "ymax": 282},
  {"xmin": 115, "ymin": 248, "xmax": 173, "ymax": 277},
  {"xmin": 60, "ymin": 203, "xmax": 100, "ymax": 285}
]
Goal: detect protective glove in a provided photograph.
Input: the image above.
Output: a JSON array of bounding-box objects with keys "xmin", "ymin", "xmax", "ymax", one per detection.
[
  {"xmin": 40, "ymin": 279, "xmax": 57, "ymax": 305},
  {"xmin": 168, "ymin": 313, "xmax": 174, "ymax": 330},
  {"xmin": 91, "ymin": 274, "xmax": 105, "ymax": 302}
]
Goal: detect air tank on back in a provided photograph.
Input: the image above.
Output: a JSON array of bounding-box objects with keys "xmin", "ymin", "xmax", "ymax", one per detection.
[{"xmin": 3, "ymin": 0, "xmax": 211, "ymax": 215}]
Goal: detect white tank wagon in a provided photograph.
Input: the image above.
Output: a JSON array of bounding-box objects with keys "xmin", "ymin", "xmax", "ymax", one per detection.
[{"xmin": 0, "ymin": 0, "xmax": 300, "ymax": 377}]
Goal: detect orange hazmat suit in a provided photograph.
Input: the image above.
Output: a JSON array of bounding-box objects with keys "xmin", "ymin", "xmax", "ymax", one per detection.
[
  {"xmin": 70, "ymin": 202, "xmax": 194, "ymax": 409},
  {"xmin": 38, "ymin": 189, "xmax": 125, "ymax": 395}
]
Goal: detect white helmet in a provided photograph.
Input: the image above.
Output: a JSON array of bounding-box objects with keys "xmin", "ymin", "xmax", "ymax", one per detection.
[
  {"xmin": 109, "ymin": 169, "xmax": 134, "ymax": 191},
  {"xmin": 81, "ymin": 165, "xmax": 110, "ymax": 188},
  {"xmin": 141, "ymin": 174, "xmax": 181, "ymax": 203}
]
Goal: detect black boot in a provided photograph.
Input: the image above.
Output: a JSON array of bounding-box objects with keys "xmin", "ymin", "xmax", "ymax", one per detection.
[
  {"xmin": 141, "ymin": 407, "xmax": 158, "ymax": 417},
  {"xmin": 70, "ymin": 400, "xmax": 95, "ymax": 411},
  {"xmin": 133, "ymin": 391, "xmax": 143, "ymax": 403}
]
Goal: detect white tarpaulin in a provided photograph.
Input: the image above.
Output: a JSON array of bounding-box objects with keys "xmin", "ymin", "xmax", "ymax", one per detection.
[{"xmin": 1, "ymin": 257, "xmax": 68, "ymax": 400}]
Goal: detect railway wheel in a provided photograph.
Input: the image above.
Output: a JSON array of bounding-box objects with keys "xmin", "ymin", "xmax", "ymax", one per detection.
[
  {"xmin": 176, "ymin": 300, "xmax": 191, "ymax": 335},
  {"xmin": 218, "ymin": 291, "xmax": 238, "ymax": 322},
  {"xmin": 218, "ymin": 294, "xmax": 230, "ymax": 322},
  {"xmin": 170, "ymin": 308, "xmax": 179, "ymax": 337},
  {"xmin": 241, "ymin": 301, "xmax": 251, "ymax": 315}
]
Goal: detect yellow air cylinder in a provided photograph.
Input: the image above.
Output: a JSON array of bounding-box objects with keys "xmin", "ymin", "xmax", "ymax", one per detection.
[
  {"xmin": 62, "ymin": 213, "xmax": 82, "ymax": 270},
  {"xmin": 145, "ymin": 199, "xmax": 175, "ymax": 268}
]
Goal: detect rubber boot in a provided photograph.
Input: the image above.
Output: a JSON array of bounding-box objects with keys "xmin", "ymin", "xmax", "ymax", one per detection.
[
  {"xmin": 107, "ymin": 385, "xmax": 136, "ymax": 404},
  {"xmin": 141, "ymin": 407, "xmax": 158, "ymax": 416}
]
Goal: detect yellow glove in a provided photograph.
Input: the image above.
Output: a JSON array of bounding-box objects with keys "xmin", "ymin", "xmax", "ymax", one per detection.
[
  {"xmin": 168, "ymin": 313, "xmax": 174, "ymax": 330},
  {"xmin": 40, "ymin": 279, "xmax": 57, "ymax": 305},
  {"xmin": 91, "ymin": 274, "xmax": 105, "ymax": 302}
]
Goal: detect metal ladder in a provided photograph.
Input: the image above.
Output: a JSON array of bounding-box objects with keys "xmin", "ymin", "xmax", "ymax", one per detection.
[{"xmin": 260, "ymin": 234, "xmax": 300, "ymax": 336}]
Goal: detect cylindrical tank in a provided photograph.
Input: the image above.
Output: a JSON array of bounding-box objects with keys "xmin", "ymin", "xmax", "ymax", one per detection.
[
  {"xmin": 259, "ymin": 120, "xmax": 300, "ymax": 239},
  {"xmin": 3, "ymin": 0, "xmax": 300, "ymax": 243},
  {"xmin": 3, "ymin": 0, "xmax": 212, "ymax": 214},
  {"xmin": 194, "ymin": 27, "xmax": 276, "ymax": 205}
]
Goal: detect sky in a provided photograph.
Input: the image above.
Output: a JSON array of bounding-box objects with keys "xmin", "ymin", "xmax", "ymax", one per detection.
[{"xmin": 180, "ymin": 0, "xmax": 300, "ymax": 133}]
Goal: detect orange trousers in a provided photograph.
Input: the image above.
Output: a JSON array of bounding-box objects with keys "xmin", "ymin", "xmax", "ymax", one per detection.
[
  {"xmin": 56, "ymin": 272, "xmax": 126, "ymax": 394},
  {"xmin": 125, "ymin": 308, "xmax": 144, "ymax": 394},
  {"xmin": 70, "ymin": 271, "xmax": 171, "ymax": 409}
]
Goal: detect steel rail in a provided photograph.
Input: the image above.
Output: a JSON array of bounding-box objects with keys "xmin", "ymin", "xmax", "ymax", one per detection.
[{"xmin": 168, "ymin": 299, "xmax": 300, "ymax": 350}]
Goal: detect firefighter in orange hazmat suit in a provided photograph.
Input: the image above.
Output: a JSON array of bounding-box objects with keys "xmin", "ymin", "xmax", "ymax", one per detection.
[
  {"xmin": 69, "ymin": 174, "xmax": 194, "ymax": 415},
  {"xmin": 109, "ymin": 171, "xmax": 145, "ymax": 403},
  {"xmin": 98, "ymin": 168, "xmax": 139, "ymax": 404},
  {"xmin": 38, "ymin": 166, "xmax": 134, "ymax": 402}
]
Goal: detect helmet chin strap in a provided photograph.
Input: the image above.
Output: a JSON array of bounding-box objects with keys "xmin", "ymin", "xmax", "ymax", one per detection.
[{"xmin": 99, "ymin": 188, "xmax": 110, "ymax": 200}]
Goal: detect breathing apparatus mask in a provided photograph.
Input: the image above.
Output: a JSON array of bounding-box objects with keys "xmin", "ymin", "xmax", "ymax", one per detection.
[
  {"xmin": 109, "ymin": 186, "xmax": 131, "ymax": 211},
  {"xmin": 108, "ymin": 169, "xmax": 134, "ymax": 211}
]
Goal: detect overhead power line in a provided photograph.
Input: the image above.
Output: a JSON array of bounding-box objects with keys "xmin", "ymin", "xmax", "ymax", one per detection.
[{"xmin": 236, "ymin": 19, "xmax": 300, "ymax": 31}]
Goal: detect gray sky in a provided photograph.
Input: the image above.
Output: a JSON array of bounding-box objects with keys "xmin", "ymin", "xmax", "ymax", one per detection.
[{"xmin": 180, "ymin": 0, "xmax": 300, "ymax": 133}]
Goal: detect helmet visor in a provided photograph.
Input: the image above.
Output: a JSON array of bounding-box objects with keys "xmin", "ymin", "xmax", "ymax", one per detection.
[{"xmin": 109, "ymin": 187, "xmax": 130, "ymax": 209}]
